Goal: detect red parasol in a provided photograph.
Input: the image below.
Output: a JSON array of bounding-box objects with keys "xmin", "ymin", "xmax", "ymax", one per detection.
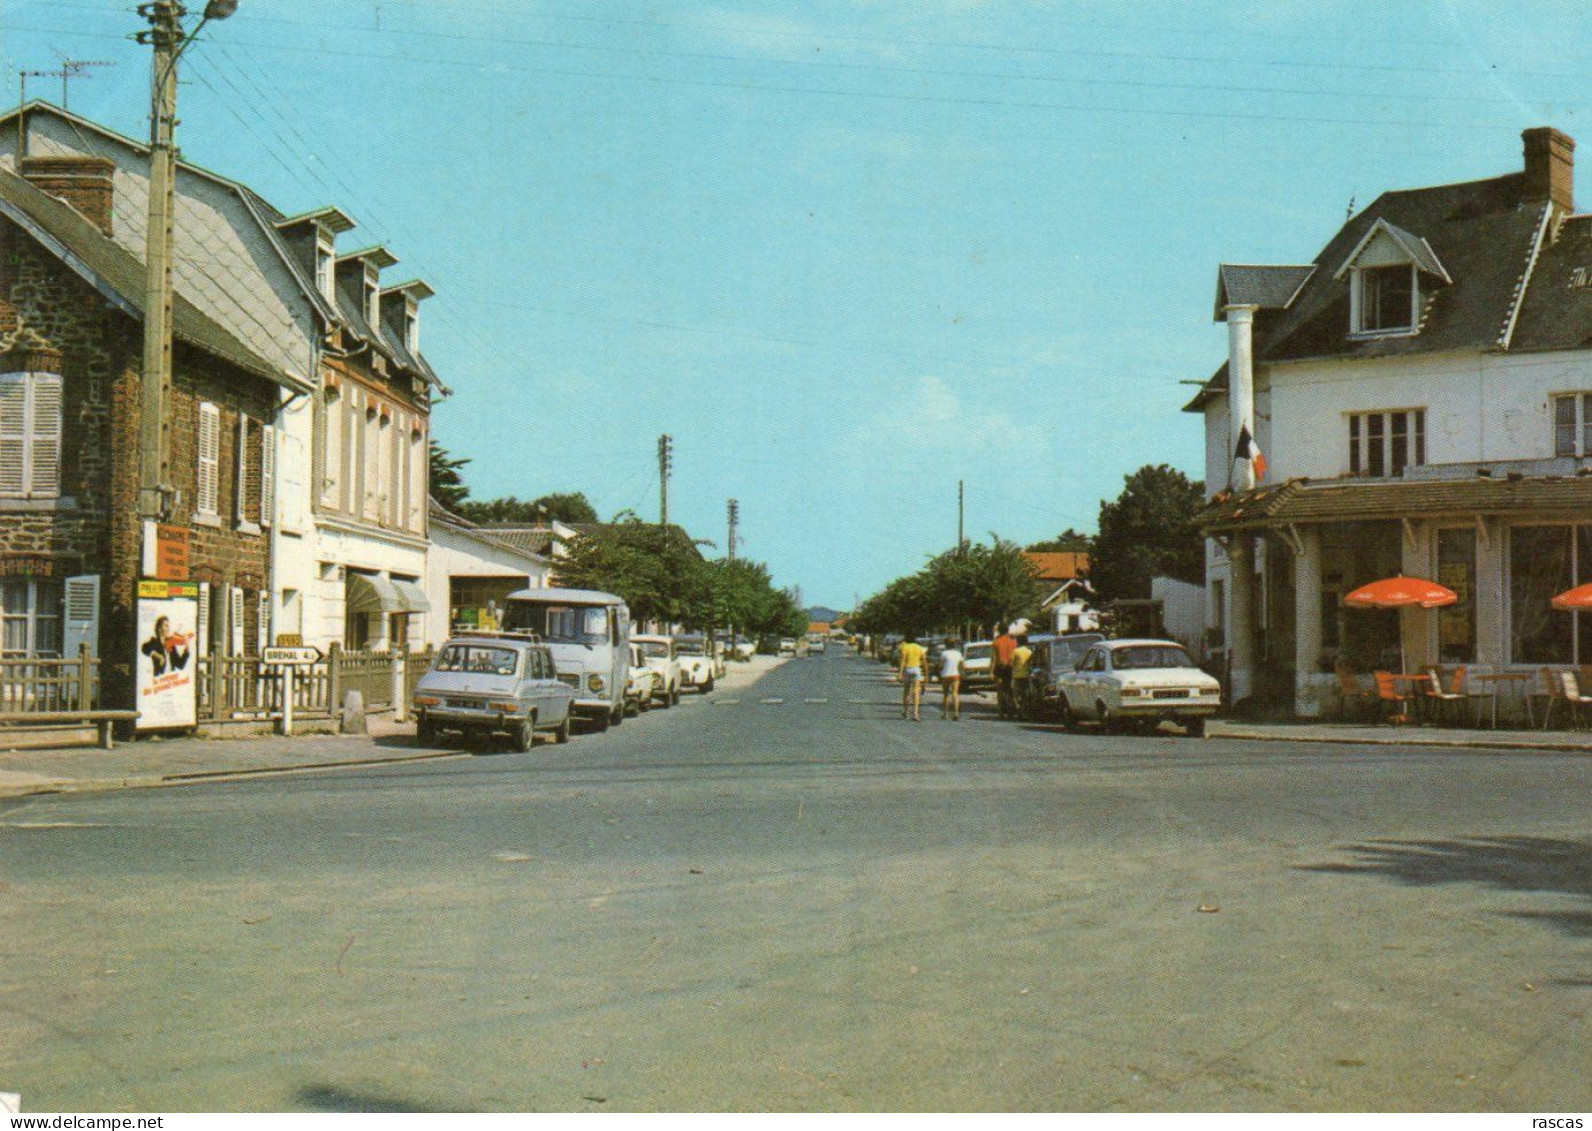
[
  {"xmin": 1550, "ymin": 583, "xmax": 1592, "ymax": 611},
  {"xmin": 1342, "ymin": 576, "xmax": 1457, "ymax": 674},
  {"xmin": 1343, "ymin": 576, "xmax": 1458, "ymax": 610}
]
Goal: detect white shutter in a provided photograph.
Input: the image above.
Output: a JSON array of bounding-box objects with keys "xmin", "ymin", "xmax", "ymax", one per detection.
[
  {"xmin": 229, "ymin": 586, "xmax": 245, "ymax": 655},
  {"xmin": 196, "ymin": 581, "xmax": 210, "ymax": 658},
  {"xmin": 260, "ymin": 423, "xmax": 276, "ymax": 527},
  {"xmin": 0, "ymin": 375, "xmax": 28, "ymax": 497},
  {"xmin": 28, "ymin": 374, "xmax": 61, "ymax": 497},
  {"xmin": 258, "ymin": 589, "xmax": 272, "ymax": 649},
  {"xmin": 62, "ymin": 574, "xmax": 100, "ymax": 659},
  {"xmin": 197, "ymin": 403, "xmax": 220, "ymax": 515},
  {"xmin": 283, "ymin": 432, "xmax": 306, "ymax": 532},
  {"xmin": 234, "ymin": 415, "xmax": 249, "ymax": 523}
]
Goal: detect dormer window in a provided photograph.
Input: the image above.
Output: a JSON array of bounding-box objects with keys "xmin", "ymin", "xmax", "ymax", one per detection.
[
  {"xmin": 1353, "ymin": 264, "xmax": 1417, "ymax": 334},
  {"xmin": 1334, "ymin": 218, "xmax": 1450, "ymax": 340},
  {"xmin": 363, "ymin": 262, "xmax": 380, "ymax": 327},
  {"xmin": 404, "ymin": 302, "xmax": 419, "ymax": 353},
  {"xmin": 315, "ymin": 231, "xmax": 336, "ymax": 304}
]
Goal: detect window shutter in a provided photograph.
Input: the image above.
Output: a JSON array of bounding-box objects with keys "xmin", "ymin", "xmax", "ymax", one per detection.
[
  {"xmin": 0, "ymin": 375, "xmax": 28, "ymax": 496},
  {"xmin": 257, "ymin": 589, "xmax": 272, "ymax": 650},
  {"xmin": 62, "ymin": 574, "xmax": 100, "ymax": 659},
  {"xmin": 197, "ymin": 403, "xmax": 220, "ymax": 515},
  {"xmin": 235, "ymin": 415, "xmax": 249, "ymax": 523},
  {"xmin": 28, "ymin": 374, "xmax": 62, "ymax": 497},
  {"xmin": 260, "ymin": 423, "xmax": 276, "ymax": 527},
  {"xmin": 196, "ymin": 581, "xmax": 210, "ymax": 658},
  {"xmin": 229, "ymin": 586, "xmax": 245, "ymax": 655}
]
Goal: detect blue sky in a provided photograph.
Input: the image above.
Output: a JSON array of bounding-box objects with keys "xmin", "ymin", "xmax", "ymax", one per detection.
[{"xmin": 4, "ymin": 1, "xmax": 1589, "ymax": 608}]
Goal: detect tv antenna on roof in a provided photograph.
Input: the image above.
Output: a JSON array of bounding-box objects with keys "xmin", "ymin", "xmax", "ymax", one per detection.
[{"xmin": 22, "ymin": 53, "xmax": 115, "ymax": 112}]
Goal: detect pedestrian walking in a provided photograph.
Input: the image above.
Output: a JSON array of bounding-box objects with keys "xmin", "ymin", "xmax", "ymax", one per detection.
[
  {"xmin": 1010, "ymin": 634, "xmax": 1034, "ymax": 719},
  {"xmin": 897, "ymin": 634, "xmax": 928, "ymax": 721},
  {"xmin": 992, "ymin": 625, "xmax": 1018, "ymax": 718},
  {"xmin": 938, "ymin": 638, "xmax": 965, "ymax": 720}
]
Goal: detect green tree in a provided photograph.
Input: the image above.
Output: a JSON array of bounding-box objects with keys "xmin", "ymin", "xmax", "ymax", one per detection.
[
  {"xmin": 851, "ymin": 538, "xmax": 1042, "ymax": 640},
  {"xmin": 555, "ymin": 517, "xmax": 713, "ymax": 628},
  {"xmin": 456, "ymin": 492, "xmax": 599, "ymax": 525},
  {"xmin": 1026, "ymin": 527, "xmax": 1093, "ymax": 553},
  {"xmin": 1089, "ymin": 464, "xmax": 1205, "ymax": 601},
  {"xmin": 429, "ymin": 441, "xmax": 471, "ymax": 510}
]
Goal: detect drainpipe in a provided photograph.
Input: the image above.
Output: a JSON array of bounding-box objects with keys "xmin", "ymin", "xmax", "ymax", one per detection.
[{"xmin": 1225, "ymin": 303, "xmax": 1258, "ymax": 493}]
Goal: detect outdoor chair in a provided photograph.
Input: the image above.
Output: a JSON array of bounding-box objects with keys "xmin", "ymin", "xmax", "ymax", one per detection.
[
  {"xmin": 1537, "ymin": 667, "xmax": 1568, "ymax": 729},
  {"xmin": 1421, "ymin": 666, "xmax": 1467, "ymax": 725},
  {"xmin": 1559, "ymin": 671, "xmax": 1592, "ymax": 729},
  {"xmin": 1372, "ymin": 670, "xmax": 1411, "ymax": 724},
  {"xmin": 1334, "ymin": 667, "xmax": 1376, "ymax": 720}
]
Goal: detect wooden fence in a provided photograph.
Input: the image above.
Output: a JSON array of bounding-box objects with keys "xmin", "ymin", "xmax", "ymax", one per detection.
[{"xmin": 0, "ymin": 645, "xmax": 98, "ymax": 714}]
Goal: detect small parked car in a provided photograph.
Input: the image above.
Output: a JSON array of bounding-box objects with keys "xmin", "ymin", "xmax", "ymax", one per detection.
[
  {"xmin": 633, "ymin": 634, "xmax": 682, "ymax": 707},
  {"xmin": 778, "ymin": 637, "xmax": 798, "ymax": 656},
  {"xmin": 412, "ymin": 634, "xmax": 576, "ymax": 750},
  {"xmin": 807, "ymin": 635, "xmax": 827, "ymax": 654},
  {"xmin": 1056, "ymin": 638, "xmax": 1221, "ymax": 736},
  {"xmin": 962, "ymin": 640, "xmax": 993, "ymax": 693},
  {"xmin": 624, "ymin": 642, "xmax": 655, "ymax": 716},
  {"xmin": 1021, "ymin": 633, "xmax": 1105, "ymax": 720},
  {"xmin": 673, "ymin": 634, "xmax": 719, "ymax": 692}
]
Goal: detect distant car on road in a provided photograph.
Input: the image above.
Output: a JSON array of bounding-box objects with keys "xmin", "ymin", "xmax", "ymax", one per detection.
[
  {"xmin": 806, "ymin": 634, "xmax": 827, "ymax": 654},
  {"xmin": 962, "ymin": 640, "xmax": 993, "ymax": 692},
  {"xmin": 412, "ymin": 634, "xmax": 576, "ymax": 750},
  {"xmin": 673, "ymin": 634, "xmax": 719, "ymax": 693},
  {"xmin": 778, "ymin": 637, "xmax": 798, "ymax": 656},
  {"xmin": 1056, "ymin": 638, "xmax": 1221, "ymax": 736},
  {"xmin": 624, "ymin": 642, "xmax": 655, "ymax": 716},
  {"xmin": 633, "ymin": 634, "xmax": 682, "ymax": 707}
]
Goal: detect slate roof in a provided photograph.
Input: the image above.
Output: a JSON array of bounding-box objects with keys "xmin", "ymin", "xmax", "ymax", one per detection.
[
  {"xmin": 1186, "ymin": 164, "xmax": 1567, "ymax": 411},
  {"xmin": 1213, "ymin": 264, "xmax": 1316, "ymax": 320},
  {"xmin": 1198, "ymin": 474, "xmax": 1592, "ymax": 531},
  {"xmin": 480, "ymin": 527, "xmax": 558, "ymax": 556},
  {"xmin": 0, "ymin": 164, "xmax": 296, "ymax": 389},
  {"xmin": 428, "ymin": 500, "xmax": 550, "ymax": 564}
]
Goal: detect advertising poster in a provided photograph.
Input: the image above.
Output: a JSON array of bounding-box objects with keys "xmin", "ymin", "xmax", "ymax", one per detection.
[{"xmin": 135, "ymin": 579, "xmax": 199, "ymax": 731}]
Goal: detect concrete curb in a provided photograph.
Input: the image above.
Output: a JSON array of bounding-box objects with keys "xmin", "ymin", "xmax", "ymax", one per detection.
[
  {"xmin": 1210, "ymin": 725, "xmax": 1592, "ymax": 755},
  {"xmin": 0, "ymin": 747, "xmax": 468, "ymax": 801}
]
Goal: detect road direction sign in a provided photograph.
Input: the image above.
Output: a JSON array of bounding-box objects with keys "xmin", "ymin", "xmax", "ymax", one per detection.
[{"xmin": 262, "ymin": 645, "xmax": 322, "ymax": 667}]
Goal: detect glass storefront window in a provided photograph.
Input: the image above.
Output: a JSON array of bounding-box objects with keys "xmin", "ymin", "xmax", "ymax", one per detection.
[
  {"xmin": 1437, "ymin": 528, "xmax": 1476, "ymax": 664},
  {"xmin": 1510, "ymin": 526, "xmax": 1574, "ymax": 664}
]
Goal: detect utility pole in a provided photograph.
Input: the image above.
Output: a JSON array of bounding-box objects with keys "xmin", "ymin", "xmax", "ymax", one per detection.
[
  {"xmin": 657, "ymin": 434, "xmax": 672, "ymax": 526},
  {"xmin": 134, "ymin": 2, "xmax": 237, "ymax": 528},
  {"xmin": 726, "ymin": 498, "xmax": 739, "ymax": 561},
  {"xmin": 958, "ymin": 479, "xmax": 965, "ymax": 550}
]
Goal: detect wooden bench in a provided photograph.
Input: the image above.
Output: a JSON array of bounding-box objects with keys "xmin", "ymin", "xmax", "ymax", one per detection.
[{"xmin": 0, "ymin": 711, "xmax": 140, "ymax": 750}]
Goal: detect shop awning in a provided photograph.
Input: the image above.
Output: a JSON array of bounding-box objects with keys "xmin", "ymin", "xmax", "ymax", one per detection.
[
  {"xmin": 1200, "ymin": 474, "xmax": 1592, "ymax": 533},
  {"xmin": 346, "ymin": 573, "xmax": 404, "ymax": 614},
  {"xmin": 391, "ymin": 578, "xmax": 430, "ymax": 613}
]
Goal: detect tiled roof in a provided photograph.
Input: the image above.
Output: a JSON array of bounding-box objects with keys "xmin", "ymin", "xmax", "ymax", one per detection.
[
  {"xmin": 1023, "ymin": 551, "xmax": 1089, "ymax": 580},
  {"xmin": 1214, "ymin": 264, "xmax": 1316, "ymax": 319},
  {"xmin": 0, "ymin": 165, "xmax": 296, "ymax": 389},
  {"xmin": 1199, "ymin": 474, "xmax": 1592, "ymax": 530}
]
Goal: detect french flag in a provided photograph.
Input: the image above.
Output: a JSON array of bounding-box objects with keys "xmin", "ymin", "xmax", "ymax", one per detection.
[{"xmin": 1235, "ymin": 424, "xmax": 1268, "ymax": 481}]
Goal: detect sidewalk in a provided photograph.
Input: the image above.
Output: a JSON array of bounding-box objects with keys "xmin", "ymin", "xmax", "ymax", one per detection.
[
  {"xmin": 1209, "ymin": 718, "xmax": 1592, "ymax": 753},
  {"xmin": 0, "ymin": 654, "xmax": 789, "ymax": 800}
]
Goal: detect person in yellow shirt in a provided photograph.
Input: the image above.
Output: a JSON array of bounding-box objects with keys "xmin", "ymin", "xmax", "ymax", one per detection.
[
  {"xmin": 1010, "ymin": 635, "xmax": 1034, "ymax": 719},
  {"xmin": 897, "ymin": 635, "xmax": 928, "ymax": 721}
]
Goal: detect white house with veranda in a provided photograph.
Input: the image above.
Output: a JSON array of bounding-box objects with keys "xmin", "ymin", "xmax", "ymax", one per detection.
[{"xmin": 1187, "ymin": 126, "xmax": 1592, "ymax": 717}]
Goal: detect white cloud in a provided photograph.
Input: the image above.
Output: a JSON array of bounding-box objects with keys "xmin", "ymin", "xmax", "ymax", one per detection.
[{"xmin": 850, "ymin": 374, "xmax": 1044, "ymax": 455}]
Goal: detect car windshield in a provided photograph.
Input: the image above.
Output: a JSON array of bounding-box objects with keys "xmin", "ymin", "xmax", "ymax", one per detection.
[
  {"xmin": 1113, "ymin": 645, "xmax": 1195, "ymax": 671},
  {"xmin": 504, "ymin": 602, "xmax": 610, "ymax": 645},
  {"xmin": 638, "ymin": 641, "xmax": 671, "ymax": 658},
  {"xmin": 674, "ymin": 639, "xmax": 704, "ymax": 654},
  {"xmin": 965, "ymin": 644, "xmax": 990, "ymax": 661},
  {"xmin": 435, "ymin": 645, "xmax": 519, "ymax": 677}
]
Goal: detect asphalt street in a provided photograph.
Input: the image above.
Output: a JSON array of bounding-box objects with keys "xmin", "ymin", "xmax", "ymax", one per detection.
[{"xmin": 1, "ymin": 649, "xmax": 1589, "ymax": 1112}]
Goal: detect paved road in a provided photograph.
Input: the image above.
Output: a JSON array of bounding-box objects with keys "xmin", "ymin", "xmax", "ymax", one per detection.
[{"xmin": 2, "ymin": 650, "xmax": 1589, "ymax": 1112}]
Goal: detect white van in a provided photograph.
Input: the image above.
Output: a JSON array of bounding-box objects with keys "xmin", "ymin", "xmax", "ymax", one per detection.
[{"xmin": 502, "ymin": 588, "xmax": 631, "ymax": 731}]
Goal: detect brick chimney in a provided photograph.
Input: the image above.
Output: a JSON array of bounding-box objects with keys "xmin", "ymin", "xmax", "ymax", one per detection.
[
  {"xmin": 1523, "ymin": 126, "xmax": 1575, "ymax": 214},
  {"xmin": 18, "ymin": 155, "xmax": 116, "ymax": 237}
]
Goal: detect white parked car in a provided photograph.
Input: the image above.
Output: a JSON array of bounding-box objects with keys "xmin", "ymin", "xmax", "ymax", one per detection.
[
  {"xmin": 778, "ymin": 637, "xmax": 797, "ymax": 656},
  {"xmin": 624, "ymin": 642, "xmax": 655, "ymax": 716},
  {"xmin": 806, "ymin": 634, "xmax": 827, "ymax": 654},
  {"xmin": 633, "ymin": 634, "xmax": 682, "ymax": 708},
  {"xmin": 673, "ymin": 634, "xmax": 719, "ymax": 692},
  {"xmin": 962, "ymin": 640, "xmax": 993, "ymax": 693},
  {"xmin": 1056, "ymin": 638, "xmax": 1220, "ymax": 736}
]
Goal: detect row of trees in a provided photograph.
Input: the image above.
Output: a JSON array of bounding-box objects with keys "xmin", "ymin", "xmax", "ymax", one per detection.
[
  {"xmin": 852, "ymin": 464, "xmax": 1206, "ymax": 637},
  {"xmin": 431, "ymin": 443, "xmax": 807, "ymax": 639}
]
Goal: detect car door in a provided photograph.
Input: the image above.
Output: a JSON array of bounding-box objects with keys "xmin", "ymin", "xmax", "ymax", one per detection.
[
  {"xmin": 529, "ymin": 648, "xmax": 566, "ymax": 723},
  {"xmin": 1066, "ymin": 646, "xmax": 1102, "ymax": 710}
]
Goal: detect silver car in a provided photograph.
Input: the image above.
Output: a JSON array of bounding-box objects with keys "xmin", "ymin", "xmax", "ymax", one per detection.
[{"xmin": 413, "ymin": 635, "xmax": 577, "ymax": 751}]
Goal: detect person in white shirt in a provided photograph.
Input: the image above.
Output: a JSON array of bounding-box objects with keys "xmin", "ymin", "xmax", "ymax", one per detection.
[{"xmin": 938, "ymin": 639, "xmax": 965, "ymax": 721}]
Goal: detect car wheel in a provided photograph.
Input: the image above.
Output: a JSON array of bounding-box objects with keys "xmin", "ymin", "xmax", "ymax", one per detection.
[
  {"xmin": 659, "ymin": 686, "xmax": 673, "ymax": 709},
  {"xmin": 1184, "ymin": 717, "xmax": 1206, "ymax": 738},
  {"xmin": 702, "ymin": 676, "xmax": 714, "ymax": 694},
  {"xmin": 555, "ymin": 714, "xmax": 571, "ymax": 744},
  {"xmin": 671, "ymin": 684, "xmax": 681, "ymax": 706},
  {"xmin": 611, "ymin": 704, "xmax": 624, "ymax": 727},
  {"xmin": 512, "ymin": 715, "xmax": 537, "ymax": 753},
  {"xmin": 416, "ymin": 719, "xmax": 438, "ymax": 747},
  {"xmin": 592, "ymin": 709, "xmax": 610, "ymax": 733},
  {"xmin": 1095, "ymin": 700, "xmax": 1115, "ymax": 731},
  {"xmin": 1057, "ymin": 698, "xmax": 1079, "ymax": 732}
]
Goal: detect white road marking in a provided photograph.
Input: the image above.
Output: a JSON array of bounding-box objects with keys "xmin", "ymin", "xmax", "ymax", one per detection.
[
  {"xmin": 715, "ymin": 699, "xmax": 741, "ymax": 706},
  {"xmin": 804, "ymin": 698, "xmax": 828, "ymax": 704},
  {"xmin": 761, "ymin": 698, "xmax": 785, "ymax": 704}
]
